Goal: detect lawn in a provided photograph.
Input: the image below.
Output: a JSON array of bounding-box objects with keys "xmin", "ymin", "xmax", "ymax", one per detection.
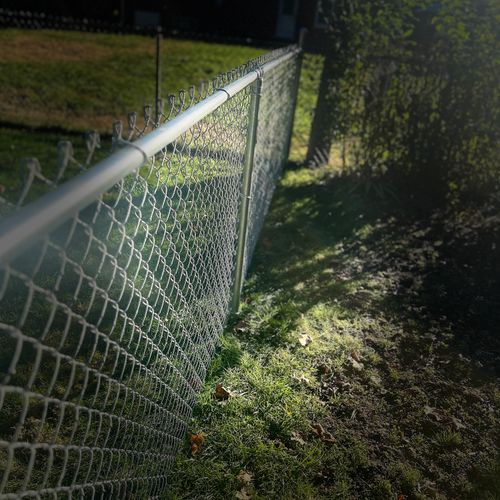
[
  {"xmin": 0, "ymin": 29, "xmax": 322, "ymax": 194},
  {"xmin": 166, "ymin": 164, "xmax": 500, "ymax": 499},
  {"xmin": 0, "ymin": 29, "xmax": 265, "ymax": 131}
]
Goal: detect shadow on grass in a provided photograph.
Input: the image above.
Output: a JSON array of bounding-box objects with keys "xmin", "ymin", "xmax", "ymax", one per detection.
[
  {"xmin": 168, "ymin": 161, "xmax": 500, "ymax": 499},
  {"xmin": 245, "ymin": 161, "xmax": 500, "ymax": 371}
]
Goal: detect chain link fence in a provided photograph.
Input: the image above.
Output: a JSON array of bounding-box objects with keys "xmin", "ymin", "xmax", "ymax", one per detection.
[{"xmin": 0, "ymin": 45, "xmax": 300, "ymax": 498}]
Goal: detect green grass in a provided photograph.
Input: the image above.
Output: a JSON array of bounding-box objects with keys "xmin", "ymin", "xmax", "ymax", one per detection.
[
  {"xmin": 0, "ymin": 29, "xmax": 265, "ymax": 195},
  {"xmin": 166, "ymin": 164, "xmax": 500, "ymax": 499},
  {"xmin": 289, "ymin": 53, "xmax": 323, "ymax": 162},
  {"xmin": 0, "ymin": 29, "xmax": 322, "ymax": 198},
  {"xmin": 0, "ymin": 29, "xmax": 265, "ymax": 131}
]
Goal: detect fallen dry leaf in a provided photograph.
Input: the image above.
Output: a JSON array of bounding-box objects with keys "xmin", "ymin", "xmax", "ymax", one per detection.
[
  {"xmin": 234, "ymin": 321, "xmax": 248, "ymax": 333},
  {"xmin": 311, "ymin": 423, "xmax": 324, "ymax": 436},
  {"xmin": 311, "ymin": 423, "xmax": 336, "ymax": 444},
  {"xmin": 292, "ymin": 373, "xmax": 311, "ymax": 385},
  {"xmin": 189, "ymin": 432, "xmax": 204, "ymax": 445},
  {"xmin": 451, "ymin": 416, "xmax": 466, "ymax": 430},
  {"xmin": 290, "ymin": 431, "xmax": 306, "ymax": 446},
  {"xmin": 214, "ymin": 383, "xmax": 231, "ymax": 400},
  {"xmin": 424, "ymin": 406, "xmax": 441, "ymax": 421},
  {"xmin": 350, "ymin": 350, "xmax": 361, "ymax": 363},
  {"xmin": 321, "ymin": 434, "xmax": 336, "ymax": 444},
  {"xmin": 188, "ymin": 432, "xmax": 205, "ymax": 455},
  {"xmin": 235, "ymin": 489, "xmax": 252, "ymax": 500},
  {"xmin": 317, "ymin": 364, "xmax": 331, "ymax": 376},
  {"xmin": 298, "ymin": 334, "xmax": 313, "ymax": 347},
  {"xmin": 236, "ymin": 470, "xmax": 253, "ymax": 499},
  {"xmin": 349, "ymin": 356, "xmax": 364, "ymax": 371},
  {"xmin": 237, "ymin": 470, "xmax": 253, "ymax": 485}
]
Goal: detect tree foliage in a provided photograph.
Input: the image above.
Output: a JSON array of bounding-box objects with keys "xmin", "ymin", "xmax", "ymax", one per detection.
[{"xmin": 319, "ymin": 0, "xmax": 500, "ymax": 205}]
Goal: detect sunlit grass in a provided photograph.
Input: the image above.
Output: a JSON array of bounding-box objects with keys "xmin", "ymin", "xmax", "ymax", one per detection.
[
  {"xmin": 0, "ymin": 30, "xmax": 322, "ymax": 201},
  {"xmin": 0, "ymin": 29, "xmax": 265, "ymax": 132}
]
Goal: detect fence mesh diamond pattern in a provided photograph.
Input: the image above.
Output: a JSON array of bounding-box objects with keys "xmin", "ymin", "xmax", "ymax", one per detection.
[{"xmin": 0, "ymin": 45, "xmax": 300, "ymax": 498}]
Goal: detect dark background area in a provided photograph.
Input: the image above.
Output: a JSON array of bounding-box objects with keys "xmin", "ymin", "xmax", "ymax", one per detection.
[{"xmin": 0, "ymin": 0, "xmax": 325, "ymax": 43}]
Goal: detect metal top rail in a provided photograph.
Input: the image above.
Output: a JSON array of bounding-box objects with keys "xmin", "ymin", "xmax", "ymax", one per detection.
[{"xmin": 0, "ymin": 48, "xmax": 299, "ymax": 264}]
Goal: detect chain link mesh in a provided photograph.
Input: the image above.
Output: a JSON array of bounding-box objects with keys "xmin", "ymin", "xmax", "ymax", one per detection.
[{"xmin": 0, "ymin": 45, "xmax": 300, "ymax": 499}]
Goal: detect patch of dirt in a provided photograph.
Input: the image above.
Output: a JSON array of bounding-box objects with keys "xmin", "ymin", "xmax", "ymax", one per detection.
[{"xmin": 315, "ymin": 197, "xmax": 500, "ymax": 497}]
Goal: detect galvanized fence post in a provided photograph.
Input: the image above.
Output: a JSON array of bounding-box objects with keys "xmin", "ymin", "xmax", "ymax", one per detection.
[{"xmin": 231, "ymin": 71, "xmax": 263, "ymax": 313}]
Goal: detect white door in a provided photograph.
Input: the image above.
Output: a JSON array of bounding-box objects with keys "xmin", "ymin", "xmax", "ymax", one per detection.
[{"xmin": 275, "ymin": 0, "xmax": 298, "ymax": 40}]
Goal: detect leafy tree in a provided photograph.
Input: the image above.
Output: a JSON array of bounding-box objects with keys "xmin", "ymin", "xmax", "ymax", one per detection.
[{"xmin": 309, "ymin": 0, "xmax": 500, "ymax": 205}]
